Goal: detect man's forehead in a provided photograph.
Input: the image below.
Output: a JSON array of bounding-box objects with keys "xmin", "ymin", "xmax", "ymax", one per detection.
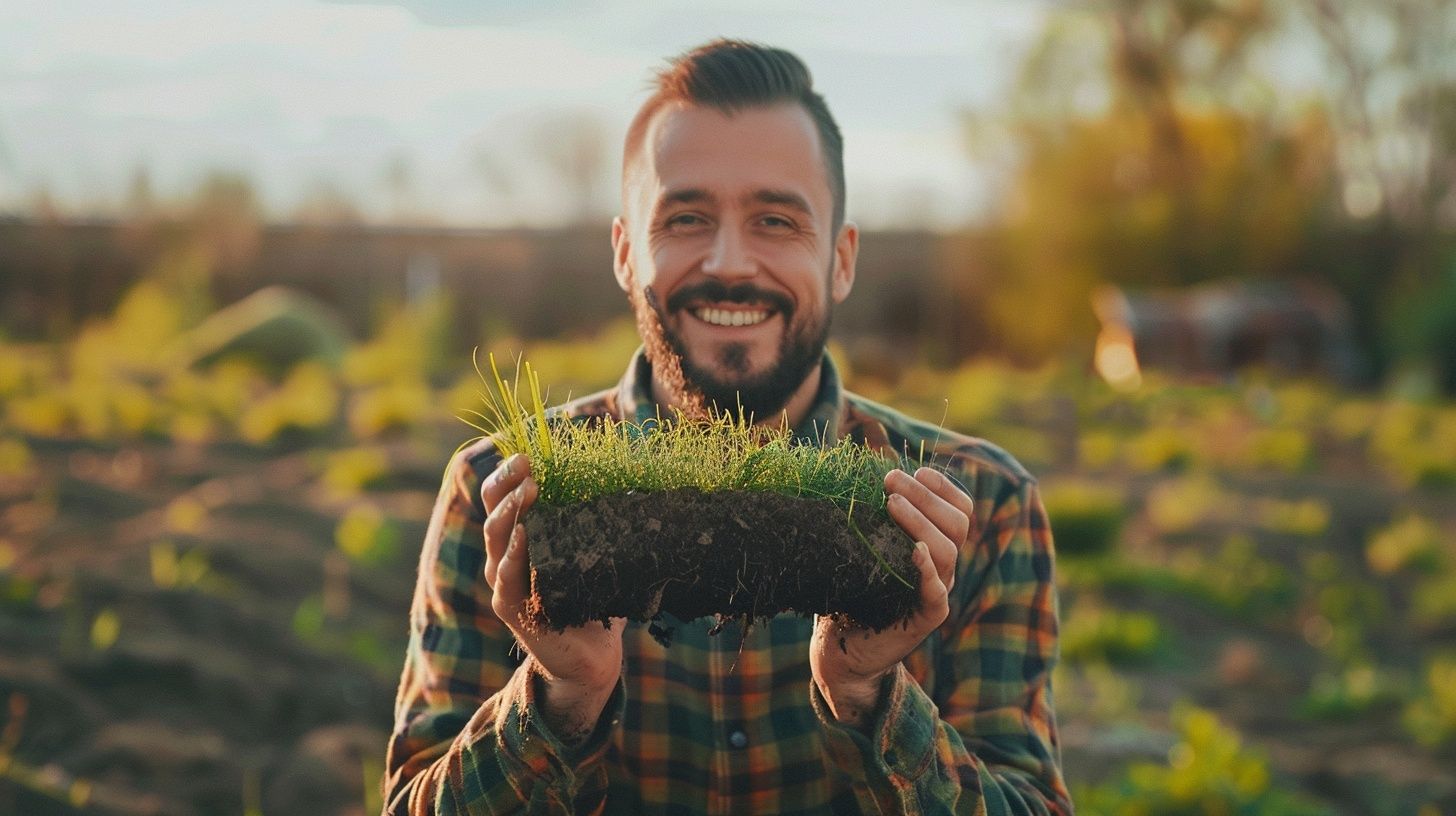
[{"xmin": 627, "ymin": 101, "xmax": 830, "ymax": 212}]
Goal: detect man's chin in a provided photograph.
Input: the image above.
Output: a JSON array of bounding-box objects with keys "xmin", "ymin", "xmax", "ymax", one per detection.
[{"xmin": 682, "ymin": 365, "xmax": 802, "ymax": 420}]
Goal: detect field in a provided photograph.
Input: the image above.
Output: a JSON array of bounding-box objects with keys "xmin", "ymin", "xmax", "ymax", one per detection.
[{"xmin": 2, "ymin": 294, "xmax": 1455, "ymax": 814}]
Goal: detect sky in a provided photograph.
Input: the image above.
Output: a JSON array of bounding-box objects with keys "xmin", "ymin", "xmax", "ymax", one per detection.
[{"xmin": 0, "ymin": 0, "xmax": 1055, "ymax": 229}]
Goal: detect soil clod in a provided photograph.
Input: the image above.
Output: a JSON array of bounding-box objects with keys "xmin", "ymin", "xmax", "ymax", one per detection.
[{"xmin": 523, "ymin": 488, "xmax": 919, "ymax": 633}]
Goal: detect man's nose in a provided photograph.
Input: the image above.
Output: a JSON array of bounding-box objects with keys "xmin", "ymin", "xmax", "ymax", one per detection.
[{"xmin": 702, "ymin": 226, "xmax": 756, "ymax": 279}]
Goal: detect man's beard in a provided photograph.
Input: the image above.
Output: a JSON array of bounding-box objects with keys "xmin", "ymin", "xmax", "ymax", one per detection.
[{"xmin": 629, "ymin": 277, "xmax": 831, "ymax": 422}]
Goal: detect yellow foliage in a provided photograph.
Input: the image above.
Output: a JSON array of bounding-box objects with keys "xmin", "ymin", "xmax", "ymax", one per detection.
[
  {"xmin": 0, "ymin": 438, "xmax": 35, "ymax": 479},
  {"xmin": 1062, "ymin": 597, "xmax": 1160, "ymax": 663},
  {"xmin": 6, "ymin": 392, "xmax": 71, "ymax": 437},
  {"xmin": 204, "ymin": 360, "xmax": 270, "ymax": 421},
  {"xmin": 149, "ymin": 542, "xmax": 209, "ymax": 590},
  {"xmin": 110, "ymin": 381, "xmax": 155, "ymax": 436},
  {"xmin": 1077, "ymin": 429, "xmax": 1120, "ymax": 469},
  {"xmin": 239, "ymin": 361, "xmax": 340, "ymax": 444},
  {"xmin": 1129, "ymin": 426, "xmax": 1195, "ymax": 472},
  {"xmin": 348, "ymin": 377, "xmax": 433, "ymax": 438},
  {"xmin": 1145, "ymin": 475, "xmax": 1223, "ymax": 534},
  {"xmin": 1256, "ymin": 498, "xmax": 1330, "ymax": 537},
  {"xmin": 343, "ymin": 296, "xmax": 451, "ymax": 386},
  {"xmin": 335, "ymin": 503, "xmax": 393, "ymax": 562},
  {"xmin": 1245, "ymin": 427, "xmax": 1311, "ymax": 472},
  {"xmin": 941, "ymin": 361, "xmax": 1012, "ymax": 429},
  {"xmin": 90, "ymin": 608, "xmax": 121, "ymax": 651},
  {"xmin": 1326, "ymin": 399, "xmax": 1376, "ymax": 442},
  {"xmin": 0, "ymin": 343, "xmax": 53, "ymax": 398},
  {"xmin": 1366, "ymin": 514, "xmax": 1443, "ymax": 577},
  {"xmin": 1404, "ymin": 655, "xmax": 1456, "ymax": 747},
  {"xmin": 151, "ymin": 541, "xmax": 180, "ymax": 589},
  {"xmin": 169, "ymin": 412, "xmax": 216, "ymax": 445},
  {"xmin": 165, "ymin": 497, "xmax": 207, "ymax": 534},
  {"xmin": 322, "ymin": 447, "xmax": 391, "ymax": 496},
  {"xmin": 515, "ymin": 320, "xmax": 643, "ymax": 398}
]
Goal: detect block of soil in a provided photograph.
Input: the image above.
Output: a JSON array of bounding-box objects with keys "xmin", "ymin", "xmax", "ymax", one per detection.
[{"xmin": 522, "ymin": 487, "xmax": 919, "ymax": 632}]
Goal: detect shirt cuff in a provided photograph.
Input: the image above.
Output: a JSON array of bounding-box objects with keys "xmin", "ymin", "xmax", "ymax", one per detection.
[
  {"xmin": 811, "ymin": 663, "xmax": 937, "ymax": 788},
  {"xmin": 485, "ymin": 658, "xmax": 626, "ymax": 801}
]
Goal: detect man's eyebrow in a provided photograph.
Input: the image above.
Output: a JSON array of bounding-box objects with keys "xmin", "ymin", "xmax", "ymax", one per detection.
[
  {"xmin": 658, "ymin": 188, "xmax": 714, "ymax": 209},
  {"xmin": 746, "ymin": 189, "xmax": 812, "ymax": 215}
]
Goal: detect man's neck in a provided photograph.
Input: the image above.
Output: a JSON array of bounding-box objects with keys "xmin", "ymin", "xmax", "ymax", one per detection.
[{"xmin": 649, "ymin": 361, "xmax": 824, "ymax": 431}]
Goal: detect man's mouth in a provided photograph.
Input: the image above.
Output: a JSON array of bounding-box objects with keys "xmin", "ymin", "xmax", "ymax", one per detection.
[
  {"xmin": 691, "ymin": 306, "xmax": 773, "ymax": 327},
  {"xmin": 665, "ymin": 282, "xmax": 793, "ymax": 329}
]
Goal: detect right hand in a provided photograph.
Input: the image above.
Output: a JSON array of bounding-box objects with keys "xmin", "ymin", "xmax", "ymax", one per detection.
[{"xmin": 482, "ymin": 453, "xmax": 624, "ymax": 740}]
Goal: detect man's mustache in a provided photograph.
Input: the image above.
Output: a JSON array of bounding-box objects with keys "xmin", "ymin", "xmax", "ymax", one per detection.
[{"xmin": 663, "ymin": 281, "xmax": 794, "ymax": 317}]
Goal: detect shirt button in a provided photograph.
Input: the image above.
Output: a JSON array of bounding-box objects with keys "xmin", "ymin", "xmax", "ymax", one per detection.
[{"xmin": 728, "ymin": 730, "xmax": 748, "ymax": 749}]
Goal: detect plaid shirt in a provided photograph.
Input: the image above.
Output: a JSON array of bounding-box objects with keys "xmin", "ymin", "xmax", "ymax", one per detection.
[{"xmin": 385, "ymin": 350, "xmax": 1070, "ymax": 815}]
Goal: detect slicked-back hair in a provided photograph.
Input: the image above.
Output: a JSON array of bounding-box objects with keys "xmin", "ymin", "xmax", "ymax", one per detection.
[{"xmin": 621, "ymin": 39, "xmax": 846, "ymax": 232}]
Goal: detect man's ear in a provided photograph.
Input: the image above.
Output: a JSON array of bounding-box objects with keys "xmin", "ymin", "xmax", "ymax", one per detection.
[
  {"xmin": 830, "ymin": 221, "xmax": 858, "ymax": 304},
  {"xmin": 611, "ymin": 216, "xmax": 633, "ymax": 293}
]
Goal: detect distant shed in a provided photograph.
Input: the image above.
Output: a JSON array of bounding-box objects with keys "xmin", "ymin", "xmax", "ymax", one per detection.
[{"xmin": 1092, "ymin": 280, "xmax": 1359, "ymax": 387}]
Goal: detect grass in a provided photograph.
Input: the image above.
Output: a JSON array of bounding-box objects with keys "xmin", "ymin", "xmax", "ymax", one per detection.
[
  {"xmin": 461, "ymin": 353, "xmax": 920, "ymax": 590},
  {"xmin": 461, "ymin": 352, "xmax": 904, "ymax": 515}
]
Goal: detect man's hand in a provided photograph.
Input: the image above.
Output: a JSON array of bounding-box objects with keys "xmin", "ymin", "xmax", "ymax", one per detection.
[
  {"xmin": 810, "ymin": 467, "xmax": 973, "ymax": 731},
  {"xmin": 482, "ymin": 453, "xmax": 624, "ymax": 744}
]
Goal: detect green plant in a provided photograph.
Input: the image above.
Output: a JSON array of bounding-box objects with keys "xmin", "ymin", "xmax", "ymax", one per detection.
[
  {"xmin": 1061, "ymin": 536, "xmax": 1295, "ymax": 622},
  {"xmin": 1041, "ymin": 481, "xmax": 1125, "ymax": 557},
  {"xmin": 1298, "ymin": 663, "xmax": 1402, "ymax": 721},
  {"xmin": 238, "ymin": 361, "xmax": 340, "ymax": 444},
  {"xmin": 1256, "ymin": 497, "xmax": 1330, "ymax": 537},
  {"xmin": 1079, "ymin": 705, "xmax": 1330, "ymax": 816},
  {"xmin": 1366, "ymin": 513, "xmax": 1444, "ymax": 577},
  {"xmin": 1128, "ymin": 425, "xmax": 1195, "ymax": 473},
  {"xmin": 1145, "ymin": 475, "xmax": 1223, "ymax": 535},
  {"xmin": 320, "ymin": 446, "xmax": 391, "ymax": 496},
  {"xmin": 334, "ymin": 503, "xmax": 401, "ymax": 566},
  {"xmin": 1403, "ymin": 654, "xmax": 1456, "ymax": 749},
  {"xmin": 1245, "ymin": 427, "xmax": 1312, "ymax": 472},
  {"xmin": 1412, "ymin": 571, "xmax": 1456, "ymax": 629},
  {"xmin": 1061, "ymin": 599, "xmax": 1162, "ymax": 664}
]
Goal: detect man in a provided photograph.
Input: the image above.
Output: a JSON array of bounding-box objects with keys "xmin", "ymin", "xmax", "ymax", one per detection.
[{"xmin": 385, "ymin": 40, "xmax": 1070, "ymax": 815}]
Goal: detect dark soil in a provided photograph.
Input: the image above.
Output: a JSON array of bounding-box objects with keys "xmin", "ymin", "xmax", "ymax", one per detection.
[{"xmin": 523, "ymin": 488, "xmax": 919, "ymax": 631}]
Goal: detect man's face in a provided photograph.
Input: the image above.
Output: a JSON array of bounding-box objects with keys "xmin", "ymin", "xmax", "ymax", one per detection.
[{"xmin": 613, "ymin": 102, "xmax": 856, "ymax": 419}]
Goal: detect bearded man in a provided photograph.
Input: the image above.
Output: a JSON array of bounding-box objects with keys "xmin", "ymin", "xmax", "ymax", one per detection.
[{"xmin": 385, "ymin": 39, "xmax": 1071, "ymax": 815}]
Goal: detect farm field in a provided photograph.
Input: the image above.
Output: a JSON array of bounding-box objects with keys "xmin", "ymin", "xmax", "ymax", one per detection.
[{"xmin": 2, "ymin": 297, "xmax": 1455, "ymax": 815}]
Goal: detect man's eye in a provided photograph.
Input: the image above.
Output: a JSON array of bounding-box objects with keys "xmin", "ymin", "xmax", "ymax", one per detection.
[
  {"xmin": 666, "ymin": 213, "xmax": 705, "ymax": 228},
  {"xmin": 759, "ymin": 215, "xmax": 795, "ymax": 230}
]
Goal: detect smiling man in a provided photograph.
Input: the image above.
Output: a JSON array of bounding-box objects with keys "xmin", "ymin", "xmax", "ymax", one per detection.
[{"xmin": 386, "ymin": 40, "xmax": 1070, "ymax": 815}]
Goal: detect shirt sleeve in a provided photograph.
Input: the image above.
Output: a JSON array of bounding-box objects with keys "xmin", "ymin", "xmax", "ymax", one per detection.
[
  {"xmin": 383, "ymin": 443, "xmax": 626, "ymax": 815},
  {"xmin": 810, "ymin": 478, "xmax": 1072, "ymax": 815}
]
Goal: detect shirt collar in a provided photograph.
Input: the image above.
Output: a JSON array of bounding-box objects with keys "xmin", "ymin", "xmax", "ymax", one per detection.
[{"xmin": 615, "ymin": 346, "xmax": 845, "ymax": 445}]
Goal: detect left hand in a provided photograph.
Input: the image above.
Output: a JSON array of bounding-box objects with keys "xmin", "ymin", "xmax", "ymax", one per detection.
[{"xmin": 810, "ymin": 466, "xmax": 973, "ymax": 730}]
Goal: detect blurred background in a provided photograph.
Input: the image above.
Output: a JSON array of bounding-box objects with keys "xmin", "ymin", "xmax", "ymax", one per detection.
[{"xmin": 1, "ymin": 1, "xmax": 1455, "ymax": 813}]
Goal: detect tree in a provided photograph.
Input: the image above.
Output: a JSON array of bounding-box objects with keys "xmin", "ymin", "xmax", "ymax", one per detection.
[
  {"xmin": 961, "ymin": 0, "xmax": 1337, "ymax": 362},
  {"xmin": 530, "ymin": 108, "xmax": 613, "ymax": 225}
]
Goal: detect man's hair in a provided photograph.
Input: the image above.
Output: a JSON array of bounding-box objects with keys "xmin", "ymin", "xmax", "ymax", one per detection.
[{"xmin": 621, "ymin": 39, "xmax": 846, "ymax": 232}]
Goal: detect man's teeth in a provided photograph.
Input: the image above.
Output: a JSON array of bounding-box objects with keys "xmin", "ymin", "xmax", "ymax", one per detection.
[{"xmin": 694, "ymin": 308, "xmax": 770, "ymax": 327}]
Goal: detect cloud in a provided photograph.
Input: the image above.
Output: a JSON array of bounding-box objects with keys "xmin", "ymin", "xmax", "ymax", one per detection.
[{"xmin": 0, "ymin": 0, "xmax": 1047, "ymax": 223}]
